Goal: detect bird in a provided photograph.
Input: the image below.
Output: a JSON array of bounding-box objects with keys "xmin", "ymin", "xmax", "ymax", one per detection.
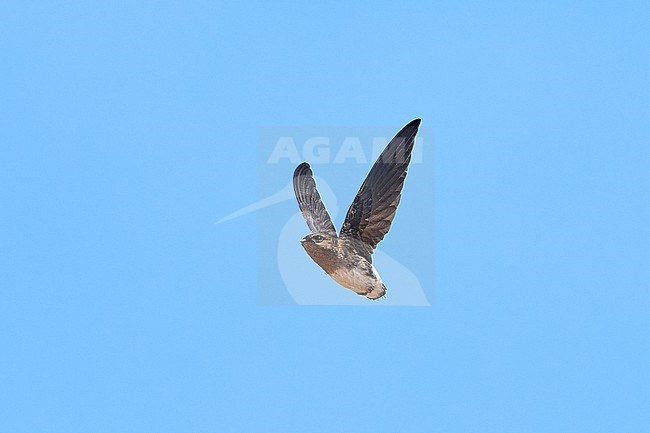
[{"xmin": 293, "ymin": 118, "xmax": 421, "ymax": 300}]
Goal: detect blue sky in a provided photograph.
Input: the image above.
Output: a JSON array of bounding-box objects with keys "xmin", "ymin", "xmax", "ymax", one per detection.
[{"xmin": 1, "ymin": 1, "xmax": 649, "ymax": 432}]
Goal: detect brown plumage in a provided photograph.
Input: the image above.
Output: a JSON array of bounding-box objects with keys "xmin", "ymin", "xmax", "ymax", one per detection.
[{"xmin": 293, "ymin": 119, "xmax": 421, "ymax": 300}]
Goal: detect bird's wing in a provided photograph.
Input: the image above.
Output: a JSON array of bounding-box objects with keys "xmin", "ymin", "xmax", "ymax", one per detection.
[
  {"xmin": 340, "ymin": 119, "xmax": 420, "ymax": 250},
  {"xmin": 293, "ymin": 162, "xmax": 337, "ymax": 236}
]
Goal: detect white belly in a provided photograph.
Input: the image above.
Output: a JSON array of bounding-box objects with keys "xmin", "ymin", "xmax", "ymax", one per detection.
[{"xmin": 329, "ymin": 264, "xmax": 386, "ymax": 299}]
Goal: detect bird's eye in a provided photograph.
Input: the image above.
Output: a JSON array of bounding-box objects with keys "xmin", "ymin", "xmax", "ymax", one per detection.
[{"xmin": 313, "ymin": 235, "xmax": 324, "ymax": 242}]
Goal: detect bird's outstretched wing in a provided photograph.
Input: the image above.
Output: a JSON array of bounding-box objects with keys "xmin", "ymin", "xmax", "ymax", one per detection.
[
  {"xmin": 340, "ymin": 118, "xmax": 420, "ymax": 250},
  {"xmin": 293, "ymin": 162, "xmax": 337, "ymax": 236}
]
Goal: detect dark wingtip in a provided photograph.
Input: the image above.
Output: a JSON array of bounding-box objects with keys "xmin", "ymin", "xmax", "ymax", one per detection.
[
  {"xmin": 407, "ymin": 118, "xmax": 421, "ymax": 128},
  {"xmin": 294, "ymin": 162, "xmax": 311, "ymax": 177},
  {"xmin": 393, "ymin": 118, "xmax": 421, "ymax": 140}
]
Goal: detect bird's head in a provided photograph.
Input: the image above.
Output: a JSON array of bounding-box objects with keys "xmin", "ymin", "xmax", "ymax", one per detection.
[{"xmin": 300, "ymin": 233, "xmax": 338, "ymax": 258}]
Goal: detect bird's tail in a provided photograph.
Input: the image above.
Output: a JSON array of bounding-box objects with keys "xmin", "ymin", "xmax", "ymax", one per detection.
[{"xmin": 366, "ymin": 283, "xmax": 386, "ymax": 300}]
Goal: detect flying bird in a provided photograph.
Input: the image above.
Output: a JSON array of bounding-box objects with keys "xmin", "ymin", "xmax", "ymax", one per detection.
[{"xmin": 293, "ymin": 118, "xmax": 421, "ymax": 300}]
